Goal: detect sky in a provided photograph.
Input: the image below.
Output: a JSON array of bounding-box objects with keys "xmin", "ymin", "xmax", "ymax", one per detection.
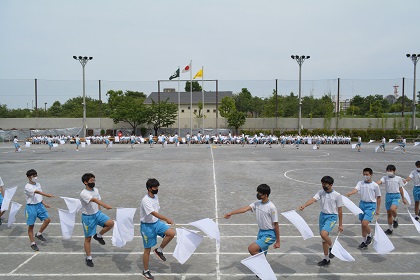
[{"xmin": 1, "ymin": 0, "xmax": 420, "ymax": 109}]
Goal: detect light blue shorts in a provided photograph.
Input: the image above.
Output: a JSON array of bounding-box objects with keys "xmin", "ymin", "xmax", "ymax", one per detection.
[
  {"xmin": 255, "ymin": 229, "xmax": 276, "ymax": 253},
  {"xmin": 0, "ymin": 193, "xmax": 3, "ymax": 204},
  {"xmin": 140, "ymin": 220, "xmax": 170, "ymax": 249},
  {"xmin": 14, "ymin": 143, "xmax": 20, "ymax": 149},
  {"xmin": 81, "ymin": 210, "xmax": 110, "ymax": 237},
  {"xmin": 25, "ymin": 203, "xmax": 49, "ymax": 226},
  {"xmin": 413, "ymin": 186, "xmax": 420, "ymax": 202},
  {"xmin": 385, "ymin": 193, "xmax": 401, "ymax": 210},
  {"xmin": 359, "ymin": 201, "xmax": 376, "ymax": 222},
  {"xmin": 319, "ymin": 213, "xmax": 337, "ymax": 234}
]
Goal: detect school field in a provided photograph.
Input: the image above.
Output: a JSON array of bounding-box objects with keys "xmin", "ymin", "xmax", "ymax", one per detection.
[{"xmin": 0, "ymin": 141, "xmax": 419, "ymax": 279}]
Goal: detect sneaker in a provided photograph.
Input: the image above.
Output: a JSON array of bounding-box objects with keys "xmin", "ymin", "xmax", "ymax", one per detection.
[
  {"xmin": 415, "ymin": 217, "xmax": 419, "ymax": 221},
  {"xmin": 317, "ymin": 259, "xmax": 330, "ymax": 266},
  {"xmin": 365, "ymin": 236, "xmax": 372, "ymax": 245},
  {"xmin": 35, "ymin": 233, "xmax": 46, "ymax": 241},
  {"xmin": 357, "ymin": 242, "xmax": 368, "ymax": 250},
  {"xmin": 154, "ymin": 248, "xmax": 166, "ymax": 261},
  {"xmin": 328, "ymin": 247, "xmax": 335, "ymax": 259},
  {"xmin": 31, "ymin": 244, "xmax": 39, "ymax": 251},
  {"xmin": 93, "ymin": 234, "xmax": 105, "ymax": 245},
  {"xmin": 142, "ymin": 270, "xmax": 154, "ymax": 279},
  {"xmin": 384, "ymin": 229, "xmax": 393, "ymax": 235},
  {"xmin": 85, "ymin": 258, "xmax": 94, "ymax": 267},
  {"xmin": 393, "ymin": 220, "xmax": 398, "ymax": 228}
]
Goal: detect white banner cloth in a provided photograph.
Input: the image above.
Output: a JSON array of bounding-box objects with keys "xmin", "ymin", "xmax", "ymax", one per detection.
[
  {"xmin": 188, "ymin": 218, "xmax": 220, "ymax": 248},
  {"xmin": 373, "ymin": 222, "xmax": 395, "ymax": 254},
  {"xmin": 341, "ymin": 196, "xmax": 363, "ymax": 215},
  {"xmin": 173, "ymin": 228, "xmax": 203, "ymax": 264},
  {"xmin": 112, "ymin": 208, "xmax": 136, "ymax": 247},
  {"xmin": 58, "ymin": 209, "xmax": 76, "ymax": 239},
  {"xmin": 60, "ymin": 197, "xmax": 82, "ymax": 214},
  {"xmin": 240, "ymin": 251, "xmax": 277, "ymax": 280},
  {"xmin": 7, "ymin": 201, "xmax": 22, "ymax": 228},
  {"xmin": 331, "ymin": 236, "xmax": 355, "ymax": 262},
  {"xmin": 1, "ymin": 186, "xmax": 18, "ymax": 212},
  {"xmin": 281, "ymin": 210, "xmax": 314, "ymax": 240}
]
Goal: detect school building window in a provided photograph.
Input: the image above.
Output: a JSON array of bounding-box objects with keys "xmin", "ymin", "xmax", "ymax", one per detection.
[
  {"xmin": 188, "ymin": 106, "xmax": 190, "ymax": 109},
  {"xmin": 213, "ymin": 109, "xmax": 216, "ymax": 113},
  {"xmin": 194, "ymin": 109, "xmax": 197, "ymax": 113},
  {"xmin": 207, "ymin": 109, "xmax": 210, "ymax": 113},
  {"xmin": 181, "ymin": 109, "xmax": 184, "ymax": 113}
]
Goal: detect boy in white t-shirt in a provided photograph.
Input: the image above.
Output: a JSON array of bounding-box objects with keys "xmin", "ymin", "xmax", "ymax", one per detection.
[
  {"xmin": 0, "ymin": 176, "xmax": 5, "ymax": 225},
  {"xmin": 404, "ymin": 161, "xmax": 420, "ymax": 221},
  {"xmin": 375, "ymin": 164, "xmax": 407, "ymax": 235},
  {"xmin": 24, "ymin": 169, "xmax": 54, "ymax": 251},
  {"xmin": 140, "ymin": 178, "xmax": 175, "ymax": 280},
  {"xmin": 224, "ymin": 184, "xmax": 280, "ymax": 256},
  {"xmin": 346, "ymin": 168, "xmax": 381, "ymax": 249},
  {"xmin": 299, "ymin": 176, "xmax": 343, "ymax": 266},
  {"xmin": 80, "ymin": 173, "xmax": 114, "ymax": 267}
]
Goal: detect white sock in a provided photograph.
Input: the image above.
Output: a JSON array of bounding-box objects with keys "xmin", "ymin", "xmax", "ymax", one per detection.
[
  {"xmin": 96, "ymin": 233, "xmax": 102, "ymax": 238},
  {"xmin": 324, "ymin": 255, "xmax": 329, "ymax": 261},
  {"xmin": 157, "ymin": 247, "xmax": 163, "ymax": 253},
  {"xmin": 363, "ymin": 236, "xmax": 367, "ymax": 242},
  {"xmin": 86, "ymin": 256, "xmax": 92, "ymax": 260},
  {"xmin": 393, "ymin": 217, "xmax": 398, "ymax": 221},
  {"xmin": 37, "ymin": 232, "xmax": 42, "ymax": 236},
  {"xmin": 388, "ymin": 224, "xmax": 393, "ymax": 230},
  {"xmin": 144, "ymin": 270, "xmax": 149, "ymax": 273},
  {"xmin": 31, "ymin": 242, "xmax": 36, "ymax": 245},
  {"xmin": 367, "ymin": 233, "xmax": 371, "ymax": 237}
]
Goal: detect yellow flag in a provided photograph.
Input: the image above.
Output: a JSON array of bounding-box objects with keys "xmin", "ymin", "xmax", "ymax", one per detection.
[{"xmin": 193, "ymin": 68, "xmax": 203, "ymax": 79}]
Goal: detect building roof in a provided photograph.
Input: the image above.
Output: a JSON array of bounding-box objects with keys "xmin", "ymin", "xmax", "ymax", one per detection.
[{"xmin": 144, "ymin": 91, "xmax": 233, "ymax": 104}]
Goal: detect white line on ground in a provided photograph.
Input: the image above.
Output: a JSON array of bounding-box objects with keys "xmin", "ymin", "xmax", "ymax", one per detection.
[
  {"xmin": 8, "ymin": 254, "xmax": 37, "ymax": 274},
  {"xmin": 210, "ymin": 146, "xmax": 221, "ymax": 280}
]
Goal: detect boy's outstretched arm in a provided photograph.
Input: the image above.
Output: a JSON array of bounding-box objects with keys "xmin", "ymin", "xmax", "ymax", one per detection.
[
  {"xmin": 151, "ymin": 211, "xmax": 173, "ymax": 224},
  {"xmin": 224, "ymin": 205, "xmax": 252, "ymax": 219},
  {"xmin": 90, "ymin": 198, "xmax": 112, "ymax": 210},
  {"xmin": 299, "ymin": 198, "xmax": 316, "ymax": 211}
]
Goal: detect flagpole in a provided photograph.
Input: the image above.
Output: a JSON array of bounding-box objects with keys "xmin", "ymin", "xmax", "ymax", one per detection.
[
  {"xmin": 177, "ymin": 66, "xmax": 180, "ymax": 136},
  {"xmin": 201, "ymin": 66, "xmax": 204, "ymax": 134},
  {"xmin": 190, "ymin": 60, "xmax": 193, "ymax": 136}
]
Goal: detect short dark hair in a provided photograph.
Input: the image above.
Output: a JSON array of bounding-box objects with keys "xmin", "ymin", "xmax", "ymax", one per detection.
[
  {"xmin": 386, "ymin": 164, "xmax": 396, "ymax": 171},
  {"xmin": 146, "ymin": 178, "xmax": 160, "ymax": 189},
  {"xmin": 321, "ymin": 176, "xmax": 334, "ymax": 185},
  {"xmin": 26, "ymin": 169, "xmax": 37, "ymax": 177},
  {"xmin": 82, "ymin": 173, "xmax": 95, "ymax": 183},
  {"xmin": 257, "ymin": 184, "xmax": 271, "ymax": 196},
  {"xmin": 415, "ymin": 161, "xmax": 420, "ymax": 167},
  {"xmin": 363, "ymin": 168, "xmax": 373, "ymax": 175}
]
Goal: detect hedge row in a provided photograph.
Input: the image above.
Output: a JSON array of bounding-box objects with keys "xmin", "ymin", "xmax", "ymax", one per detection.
[{"xmin": 240, "ymin": 129, "xmax": 420, "ymax": 142}]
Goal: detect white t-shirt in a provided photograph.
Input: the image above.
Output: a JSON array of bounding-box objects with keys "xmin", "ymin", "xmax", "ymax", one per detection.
[
  {"xmin": 80, "ymin": 188, "xmax": 101, "ymax": 215},
  {"xmin": 13, "ymin": 138, "xmax": 18, "ymax": 144},
  {"xmin": 409, "ymin": 170, "xmax": 420, "ymax": 186},
  {"xmin": 249, "ymin": 200, "xmax": 278, "ymax": 230},
  {"xmin": 25, "ymin": 182, "xmax": 43, "ymax": 204},
  {"xmin": 140, "ymin": 194, "xmax": 160, "ymax": 223},
  {"xmin": 355, "ymin": 181, "xmax": 381, "ymax": 202},
  {"xmin": 313, "ymin": 189, "xmax": 343, "ymax": 214},
  {"xmin": 380, "ymin": 175, "xmax": 404, "ymax": 193}
]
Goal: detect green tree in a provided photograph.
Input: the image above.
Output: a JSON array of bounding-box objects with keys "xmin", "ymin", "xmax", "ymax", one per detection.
[
  {"xmin": 185, "ymin": 81, "xmax": 202, "ymax": 92},
  {"xmin": 8, "ymin": 108, "xmax": 32, "ymax": 118},
  {"xmin": 234, "ymin": 88, "xmax": 253, "ymax": 115},
  {"xmin": 218, "ymin": 96, "xmax": 236, "ymax": 118},
  {"xmin": 49, "ymin": 101, "xmax": 63, "ymax": 117},
  {"xmin": 282, "ymin": 92, "xmax": 299, "ymax": 117},
  {"xmin": 260, "ymin": 90, "xmax": 279, "ymax": 117},
  {"xmin": 0, "ymin": 104, "xmax": 9, "ymax": 117},
  {"xmin": 251, "ymin": 96, "xmax": 264, "ymax": 117},
  {"xmin": 107, "ymin": 90, "xmax": 148, "ymax": 133},
  {"xmin": 227, "ymin": 110, "xmax": 246, "ymax": 134},
  {"xmin": 146, "ymin": 99, "xmax": 178, "ymax": 136},
  {"xmin": 347, "ymin": 105, "xmax": 360, "ymax": 116}
]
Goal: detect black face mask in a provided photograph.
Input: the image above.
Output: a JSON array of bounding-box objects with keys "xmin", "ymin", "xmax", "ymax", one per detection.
[
  {"xmin": 87, "ymin": 182, "xmax": 95, "ymax": 188},
  {"xmin": 256, "ymin": 193, "xmax": 262, "ymax": 200},
  {"xmin": 322, "ymin": 185, "xmax": 330, "ymax": 192},
  {"xmin": 151, "ymin": 189, "xmax": 158, "ymax": 195}
]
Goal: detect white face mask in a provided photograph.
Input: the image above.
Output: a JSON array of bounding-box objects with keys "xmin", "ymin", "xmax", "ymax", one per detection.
[
  {"xmin": 387, "ymin": 172, "xmax": 395, "ymax": 178},
  {"xmin": 32, "ymin": 176, "xmax": 38, "ymax": 182},
  {"xmin": 364, "ymin": 175, "xmax": 371, "ymax": 182}
]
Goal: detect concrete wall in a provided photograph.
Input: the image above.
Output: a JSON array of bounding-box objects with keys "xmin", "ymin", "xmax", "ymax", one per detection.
[{"xmin": 0, "ymin": 117, "xmax": 416, "ymax": 131}]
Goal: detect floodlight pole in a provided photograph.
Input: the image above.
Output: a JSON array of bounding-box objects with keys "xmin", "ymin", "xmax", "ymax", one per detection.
[
  {"xmin": 73, "ymin": 56, "xmax": 93, "ymax": 138},
  {"xmin": 291, "ymin": 55, "xmax": 310, "ymax": 135},
  {"xmin": 407, "ymin": 54, "xmax": 420, "ymax": 130}
]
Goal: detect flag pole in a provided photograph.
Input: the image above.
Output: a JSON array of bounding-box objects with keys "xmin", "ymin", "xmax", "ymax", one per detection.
[
  {"xmin": 177, "ymin": 66, "xmax": 180, "ymax": 136},
  {"xmin": 190, "ymin": 60, "xmax": 193, "ymax": 136},
  {"xmin": 201, "ymin": 66, "xmax": 204, "ymax": 134}
]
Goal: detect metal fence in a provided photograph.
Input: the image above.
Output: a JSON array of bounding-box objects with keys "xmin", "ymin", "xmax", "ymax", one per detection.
[{"xmin": 0, "ymin": 78, "xmax": 417, "ymax": 110}]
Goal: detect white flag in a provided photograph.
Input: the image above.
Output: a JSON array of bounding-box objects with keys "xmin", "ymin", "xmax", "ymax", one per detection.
[
  {"xmin": 25, "ymin": 142, "xmax": 31, "ymax": 147},
  {"xmin": 112, "ymin": 208, "xmax": 136, "ymax": 247},
  {"xmin": 341, "ymin": 196, "xmax": 363, "ymax": 215},
  {"xmin": 0, "ymin": 177, "xmax": 3, "ymax": 187},
  {"xmin": 368, "ymin": 140, "xmax": 375, "ymax": 144},
  {"xmin": 81, "ymin": 142, "xmax": 86, "ymax": 148},
  {"xmin": 351, "ymin": 144, "xmax": 357, "ymax": 149},
  {"xmin": 189, "ymin": 218, "xmax": 220, "ymax": 248},
  {"xmin": 86, "ymin": 139, "xmax": 91, "ymax": 145},
  {"xmin": 60, "ymin": 197, "xmax": 82, "ymax": 214},
  {"xmin": 373, "ymin": 222, "xmax": 395, "ymax": 254},
  {"xmin": 281, "ymin": 210, "xmax": 314, "ymax": 240},
  {"xmin": 331, "ymin": 236, "xmax": 355, "ymax": 262},
  {"xmin": 313, "ymin": 145, "xmax": 317, "ymax": 150},
  {"xmin": 60, "ymin": 140, "xmax": 65, "ymax": 145},
  {"xmin": 173, "ymin": 228, "xmax": 203, "ymax": 265},
  {"xmin": 58, "ymin": 209, "xmax": 76, "ymax": 239},
  {"xmin": 389, "ymin": 139, "xmax": 394, "ymax": 143},
  {"xmin": 240, "ymin": 251, "xmax": 277, "ymax": 280},
  {"xmin": 402, "ymin": 187, "xmax": 412, "ymax": 205},
  {"xmin": 7, "ymin": 201, "xmax": 22, "ymax": 228},
  {"xmin": 375, "ymin": 146, "xmax": 380, "ymax": 153},
  {"xmin": 393, "ymin": 146, "xmax": 400, "ymax": 150},
  {"xmin": 407, "ymin": 209, "xmax": 420, "ymax": 233},
  {"xmin": 1, "ymin": 186, "xmax": 18, "ymax": 212},
  {"xmin": 52, "ymin": 143, "xmax": 58, "ymax": 148},
  {"xmin": 414, "ymin": 142, "xmax": 420, "ymax": 147}
]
